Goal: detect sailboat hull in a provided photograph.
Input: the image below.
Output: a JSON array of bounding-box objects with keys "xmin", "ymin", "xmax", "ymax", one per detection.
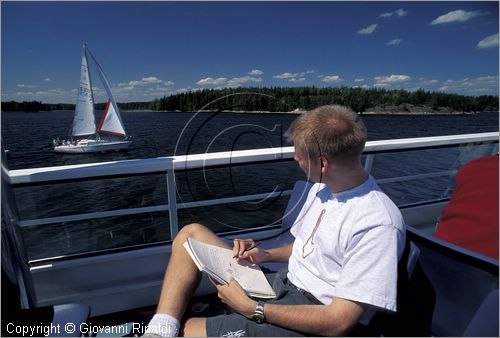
[{"xmin": 54, "ymin": 139, "xmax": 132, "ymax": 153}]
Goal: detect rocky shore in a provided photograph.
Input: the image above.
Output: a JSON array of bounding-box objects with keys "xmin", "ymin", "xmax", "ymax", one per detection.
[
  {"xmin": 122, "ymin": 105, "xmax": 495, "ymax": 115},
  {"xmin": 361, "ymin": 104, "xmax": 472, "ymax": 115}
]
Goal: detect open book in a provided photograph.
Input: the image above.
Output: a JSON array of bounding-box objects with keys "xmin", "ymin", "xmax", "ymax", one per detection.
[{"xmin": 183, "ymin": 237, "xmax": 276, "ymax": 299}]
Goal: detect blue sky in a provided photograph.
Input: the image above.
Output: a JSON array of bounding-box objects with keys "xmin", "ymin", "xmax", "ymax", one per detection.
[{"xmin": 2, "ymin": 1, "xmax": 498, "ymax": 103}]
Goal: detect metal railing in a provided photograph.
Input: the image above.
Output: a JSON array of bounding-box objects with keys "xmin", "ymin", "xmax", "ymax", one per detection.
[{"xmin": 6, "ymin": 132, "xmax": 499, "ymax": 241}]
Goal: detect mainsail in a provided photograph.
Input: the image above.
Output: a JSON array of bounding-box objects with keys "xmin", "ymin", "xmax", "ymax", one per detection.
[{"xmin": 71, "ymin": 45, "xmax": 96, "ymax": 137}]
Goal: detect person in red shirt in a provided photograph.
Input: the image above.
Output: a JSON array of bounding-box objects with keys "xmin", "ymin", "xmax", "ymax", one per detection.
[{"xmin": 434, "ymin": 155, "xmax": 499, "ymax": 260}]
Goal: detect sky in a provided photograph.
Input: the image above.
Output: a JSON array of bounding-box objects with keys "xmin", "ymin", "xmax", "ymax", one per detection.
[{"xmin": 1, "ymin": 1, "xmax": 499, "ymax": 103}]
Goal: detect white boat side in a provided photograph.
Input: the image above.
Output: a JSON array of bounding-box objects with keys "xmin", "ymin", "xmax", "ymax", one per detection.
[
  {"xmin": 54, "ymin": 139, "xmax": 132, "ymax": 153},
  {"xmin": 2, "ymin": 132, "xmax": 498, "ymax": 317}
]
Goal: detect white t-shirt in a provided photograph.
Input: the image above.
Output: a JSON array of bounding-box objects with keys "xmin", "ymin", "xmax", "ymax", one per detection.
[{"xmin": 287, "ymin": 176, "xmax": 406, "ymax": 323}]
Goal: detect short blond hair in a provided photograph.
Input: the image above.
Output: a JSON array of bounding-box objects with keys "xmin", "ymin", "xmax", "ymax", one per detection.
[{"xmin": 285, "ymin": 105, "xmax": 367, "ymax": 162}]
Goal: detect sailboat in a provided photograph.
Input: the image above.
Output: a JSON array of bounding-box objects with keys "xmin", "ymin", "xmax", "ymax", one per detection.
[{"xmin": 54, "ymin": 44, "xmax": 132, "ymax": 153}]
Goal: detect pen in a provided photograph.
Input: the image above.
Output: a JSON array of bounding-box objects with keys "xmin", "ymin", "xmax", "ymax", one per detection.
[{"xmin": 232, "ymin": 243, "xmax": 259, "ymax": 259}]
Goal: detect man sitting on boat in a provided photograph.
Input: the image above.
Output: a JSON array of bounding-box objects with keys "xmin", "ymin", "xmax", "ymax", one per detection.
[{"xmin": 144, "ymin": 105, "xmax": 406, "ymax": 337}]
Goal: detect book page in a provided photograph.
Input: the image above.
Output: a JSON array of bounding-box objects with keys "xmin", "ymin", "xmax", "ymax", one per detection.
[{"xmin": 184, "ymin": 237, "xmax": 276, "ymax": 298}]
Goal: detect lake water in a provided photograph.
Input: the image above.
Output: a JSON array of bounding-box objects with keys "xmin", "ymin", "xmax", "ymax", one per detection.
[
  {"xmin": 2, "ymin": 111, "xmax": 498, "ymax": 260},
  {"xmin": 2, "ymin": 110, "xmax": 498, "ymax": 169}
]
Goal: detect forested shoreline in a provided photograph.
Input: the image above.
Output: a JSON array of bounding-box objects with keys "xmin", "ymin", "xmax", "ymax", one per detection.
[{"xmin": 2, "ymin": 86, "xmax": 498, "ymax": 113}]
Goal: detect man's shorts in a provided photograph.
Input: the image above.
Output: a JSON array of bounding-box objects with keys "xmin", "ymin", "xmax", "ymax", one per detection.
[{"xmin": 205, "ymin": 269, "xmax": 322, "ymax": 337}]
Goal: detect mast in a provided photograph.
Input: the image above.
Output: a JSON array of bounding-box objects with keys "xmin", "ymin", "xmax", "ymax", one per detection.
[{"xmin": 85, "ymin": 44, "xmax": 97, "ymax": 133}]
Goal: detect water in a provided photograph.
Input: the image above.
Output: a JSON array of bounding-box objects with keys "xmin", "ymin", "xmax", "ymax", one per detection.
[
  {"xmin": 2, "ymin": 111, "xmax": 498, "ymax": 260},
  {"xmin": 3, "ymin": 111, "xmax": 498, "ymax": 170}
]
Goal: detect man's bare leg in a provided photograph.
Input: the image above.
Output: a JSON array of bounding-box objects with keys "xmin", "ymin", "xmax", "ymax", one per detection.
[{"xmin": 146, "ymin": 223, "xmax": 229, "ymax": 336}]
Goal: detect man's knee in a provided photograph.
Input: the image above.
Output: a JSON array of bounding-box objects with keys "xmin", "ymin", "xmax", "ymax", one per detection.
[
  {"xmin": 173, "ymin": 223, "xmax": 208, "ymax": 246},
  {"xmin": 181, "ymin": 317, "xmax": 207, "ymax": 336}
]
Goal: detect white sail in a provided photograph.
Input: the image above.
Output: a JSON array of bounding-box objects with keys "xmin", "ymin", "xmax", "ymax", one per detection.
[
  {"xmin": 89, "ymin": 51, "xmax": 128, "ymax": 137},
  {"xmin": 71, "ymin": 45, "xmax": 96, "ymax": 137},
  {"xmin": 97, "ymin": 100, "xmax": 127, "ymax": 136}
]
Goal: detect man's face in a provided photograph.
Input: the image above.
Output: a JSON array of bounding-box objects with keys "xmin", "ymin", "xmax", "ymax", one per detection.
[{"xmin": 294, "ymin": 146, "xmax": 322, "ymax": 183}]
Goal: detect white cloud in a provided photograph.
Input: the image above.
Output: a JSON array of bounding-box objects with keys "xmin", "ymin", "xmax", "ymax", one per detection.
[
  {"xmin": 321, "ymin": 75, "xmax": 343, "ymax": 83},
  {"xmin": 175, "ymin": 88, "xmax": 191, "ymax": 94},
  {"xmin": 430, "ymin": 10, "xmax": 484, "ymax": 25},
  {"xmin": 248, "ymin": 69, "xmax": 263, "ymax": 75},
  {"xmin": 358, "ymin": 24, "xmax": 378, "ymax": 35},
  {"xmin": 141, "ymin": 76, "xmax": 162, "ymax": 84},
  {"xmin": 478, "ymin": 33, "xmax": 499, "ymax": 49},
  {"xmin": 227, "ymin": 76, "xmax": 262, "ymax": 87},
  {"xmin": 396, "ymin": 9, "xmax": 408, "ymax": 17},
  {"xmin": 374, "ymin": 74, "xmax": 411, "ymax": 87},
  {"xmin": 273, "ymin": 72, "xmax": 299, "ymax": 79},
  {"xmin": 354, "ymin": 78, "xmax": 365, "ymax": 82},
  {"xmin": 117, "ymin": 76, "xmax": 168, "ymax": 88},
  {"xmin": 386, "ymin": 38, "xmax": 403, "ymax": 46},
  {"xmin": 115, "ymin": 85, "xmax": 134, "ymax": 92},
  {"xmin": 353, "ymin": 84, "xmax": 371, "ymax": 89},
  {"xmin": 419, "ymin": 79, "xmax": 439, "ymax": 85},
  {"xmin": 148, "ymin": 86, "xmax": 175, "ymax": 97},
  {"xmin": 438, "ymin": 76, "xmax": 498, "ymax": 94},
  {"xmin": 196, "ymin": 77, "xmax": 228, "ymax": 86},
  {"xmin": 379, "ymin": 8, "xmax": 408, "ymax": 18},
  {"xmin": 44, "ymin": 78, "xmax": 52, "ymax": 82},
  {"xmin": 7, "ymin": 75, "xmax": 174, "ymax": 103},
  {"xmin": 175, "ymin": 87, "xmax": 204, "ymax": 94},
  {"xmin": 273, "ymin": 71, "xmax": 315, "ymax": 83},
  {"xmin": 195, "ymin": 75, "xmax": 262, "ymax": 88},
  {"xmin": 103, "ymin": 76, "xmax": 175, "ymax": 101}
]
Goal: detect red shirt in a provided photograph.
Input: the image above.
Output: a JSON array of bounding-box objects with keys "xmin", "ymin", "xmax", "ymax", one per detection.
[{"xmin": 434, "ymin": 155, "xmax": 499, "ymax": 260}]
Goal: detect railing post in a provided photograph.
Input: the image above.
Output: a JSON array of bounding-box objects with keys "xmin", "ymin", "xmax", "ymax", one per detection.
[
  {"xmin": 364, "ymin": 154, "xmax": 374, "ymax": 173},
  {"xmin": 166, "ymin": 169, "xmax": 179, "ymax": 239}
]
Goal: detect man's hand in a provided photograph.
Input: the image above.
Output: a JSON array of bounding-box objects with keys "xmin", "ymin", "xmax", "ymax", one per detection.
[
  {"xmin": 233, "ymin": 239, "xmax": 268, "ymax": 264},
  {"xmin": 212, "ymin": 277, "xmax": 256, "ymax": 318}
]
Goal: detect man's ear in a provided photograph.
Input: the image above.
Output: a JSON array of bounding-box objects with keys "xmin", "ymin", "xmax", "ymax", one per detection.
[{"xmin": 320, "ymin": 156, "xmax": 328, "ymax": 171}]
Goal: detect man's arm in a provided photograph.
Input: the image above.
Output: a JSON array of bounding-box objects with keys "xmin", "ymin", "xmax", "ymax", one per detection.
[
  {"xmin": 262, "ymin": 243, "xmax": 294, "ymax": 262},
  {"xmin": 233, "ymin": 240, "xmax": 293, "ymax": 264},
  {"xmin": 215, "ymin": 279, "xmax": 365, "ymax": 336},
  {"xmin": 263, "ymin": 298, "xmax": 364, "ymax": 336}
]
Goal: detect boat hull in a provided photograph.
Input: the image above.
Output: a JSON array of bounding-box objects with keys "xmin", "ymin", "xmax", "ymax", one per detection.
[{"xmin": 54, "ymin": 140, "xmax": 132, "ymax": 153}]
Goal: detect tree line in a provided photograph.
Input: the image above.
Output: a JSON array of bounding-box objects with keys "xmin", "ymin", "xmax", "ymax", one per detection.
[
  {"xmin": 2, "ymin": 87, "xmax": 498, "ymax": 113},
  {"xmin": 149, "ymin": 87, "xmax": 499, "ymax": 113},
  {"xmin": 1, "ymin": 101, "xmax": 74, "ymax": 112}
]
